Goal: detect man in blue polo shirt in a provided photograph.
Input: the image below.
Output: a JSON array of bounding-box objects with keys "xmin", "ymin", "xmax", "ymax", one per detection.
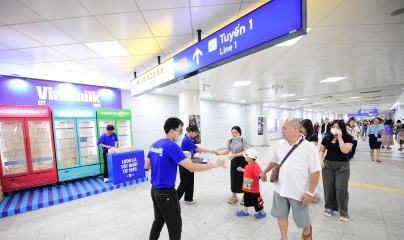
[
  {"xmin": 145, "ymin": 117, "xmax": 224, "ymax": 240},
  {"xmin": 97, "ymin": 125, "xmax": 118, "ymax": 183}
]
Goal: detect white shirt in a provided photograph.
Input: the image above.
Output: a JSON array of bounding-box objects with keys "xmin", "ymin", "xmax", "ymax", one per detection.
[
  {"xmin": 271, "ymin": 138, "xmax": 321, "ymax": 201},
  {"xmin": 347, "ymin": 125, "xmax": 360, "ymax": 140}
]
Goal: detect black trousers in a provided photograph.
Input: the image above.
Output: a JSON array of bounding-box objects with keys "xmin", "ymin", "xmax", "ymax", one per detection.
[
  {"xmin": 102, "ymin": 150, "xmax": 109, "ymax": 178},
  {"xmin": 176, "ymin": 165, "xmax": 194, "ymax": 201},
  {"xmin": 230, "ymin": 156, "xmax": 247, "ymax": 193},
  {"xmin": 150, "ymin": 187, "xmax": 182, "ymax": 240}
]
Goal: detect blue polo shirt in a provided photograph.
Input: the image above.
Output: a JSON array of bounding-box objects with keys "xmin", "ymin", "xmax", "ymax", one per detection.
[
  {"xmin": 147, "ymin": 139, "xmax": 187, "ymax": 188},
  {"xmin": 97, "ymin": 132, "xmax": 118, "ymax": 151},
  {"xmin": 181, "ymin": 135, "xmax": 198, "ymax": 156}
]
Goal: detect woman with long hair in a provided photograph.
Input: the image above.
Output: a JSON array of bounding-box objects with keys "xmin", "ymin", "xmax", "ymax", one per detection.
[
  {"xmin": 382, "ymin": 119, "xmax": 394, "ymax": 149},
  {"xmin": 177, "ymin": 125, "xmax": 219, "ymax": 204},
  {"xmin": 346, "ymin": 118, "xmax": 360, "ymax": 159},
  {"xmin": 363, "ymin": 117, "xmax": 384, "ymax": 162},
  {"xmin": 319, "ymin": 120, "xmax": 353, "ymax": 222}
]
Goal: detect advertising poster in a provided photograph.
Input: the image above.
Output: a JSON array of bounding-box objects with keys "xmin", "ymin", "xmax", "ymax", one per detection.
[
  {"xmin": 267, "ymin": 118, "xmax": 278, "ymax": 133},
  {"xmin": 189, "ymin": 115, "xmax": 201, "ymax": 144},
  {"xmin": 258, "ymin": 117, "xmax": 264, "ymax": 135}
]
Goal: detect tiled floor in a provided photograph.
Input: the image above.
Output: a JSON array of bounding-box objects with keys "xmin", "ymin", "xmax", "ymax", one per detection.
[{"xmin": 0, "ymin": 137, "xmax": 403, "ymax": 240}]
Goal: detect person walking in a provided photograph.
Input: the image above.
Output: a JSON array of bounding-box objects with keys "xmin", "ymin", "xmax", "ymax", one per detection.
[
  {"xmin": 346, "ymin": 118, "xmax": 360, "ymax": 160},
  {"xmin": 363, "ymin": 117, "xmax": 384, "ymax": 162},
  {"xmin": 97, "ymin": 125, "xmax": 118, "ymax": 183},
  {"xmin": 177, "ymin": 125, "xmax": 219, "ymax": 204},
  {"xmin": 261, "ymin": 119, "xmax": 320, "ymax": 240},
  {"xmin": 217, "ymin": 126, "xmax": 249, "ymax": 205},
  {"xmin": 382, "ymin": 119, "xmax": 394, "ymax": 149},
  {"xmin": 321, "ymin": 118, "xmax": 330, "ymax": 139},
  {"xmin": 145, "ymin": 117, "xmax": 224, "ymax": 240},
  {"xmin": 319, "ymin": 120, "xmax": 353, "ymax": 222}
]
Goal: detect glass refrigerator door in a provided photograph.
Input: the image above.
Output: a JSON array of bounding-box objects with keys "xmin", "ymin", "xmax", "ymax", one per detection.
[
  {"xmin": 78, "ymin": 120, "xmax": 98, "ymax": 165},
  {"xmin": 54, "ymin": 121, "xmax": 79, "ymax": 168},
  {"xmin": 98, "ymin": 120, "xmax": 114, "ymax": 137},
  {"xmin": 117, "ymin": 120, "xmax": 131, "ymax": 148},
  {"xmin": 0, "ymin": 120, "xmax": 28, "ymax": 176},
  {"xmin": 27, "ymin": 120, "xmax": 54, "ymax": 172}
]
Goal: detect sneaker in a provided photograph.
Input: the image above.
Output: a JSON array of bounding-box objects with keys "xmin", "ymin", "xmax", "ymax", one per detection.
[
  {"xmin": 324, "ymin": 208, "xmax": 333, "ymax": 217},
  {"xmin": 340, "ymin": 214, "xmax": 350, "ymax": 222},
  {"xmin": 184, "ymin": 200, "xmax": 197, "ymax": 204},
  {"xmin": 236, "ymin": 210, "xmax": 249, "ymax": 217},
  {"xmin": 254, "ymin": 212, "xmax": 267, "ymax": 219},
  {"xmin": 104, "ymin": 178, "xmax": 109, "ymax": 183}
]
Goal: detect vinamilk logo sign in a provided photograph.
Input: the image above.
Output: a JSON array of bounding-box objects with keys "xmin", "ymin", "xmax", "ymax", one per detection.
[{"xmin": 0, "ymin": 76, "xmax": 122, "ymax": 109}]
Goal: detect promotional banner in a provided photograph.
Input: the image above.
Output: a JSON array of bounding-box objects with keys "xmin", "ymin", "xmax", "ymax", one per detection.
[
  {"xmin": 267, "ymin": 118, "xmax": 278, "ymax": 133},
  {"xmin": 0, "ymin": 76, "xmax": 121, "ymax": 109},
  {"xmin": 189, "ymin": 115, "xmax": 201, "ymax": 144},
  {"xmin": 258, "ymin": 117, "xmax": 264, "ymax": 135},
  {"xmin": 107, "ymin": 150, "xmax": 145, "ymax": 185}
]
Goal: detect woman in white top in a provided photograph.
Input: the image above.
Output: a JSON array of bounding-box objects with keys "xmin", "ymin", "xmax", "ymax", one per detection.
[
  {"xmin": 363, "ymin": 117, "xmax": 384, "ymax": 162},
  {"xmin": 346, "ymin": 118, "xmax": 360, "ymax": 160}
]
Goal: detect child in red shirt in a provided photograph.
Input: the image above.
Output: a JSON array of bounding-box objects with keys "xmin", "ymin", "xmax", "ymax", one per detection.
[{"xmin": 236, "ymin": 149, "xmax": 267, "ymax": 219}]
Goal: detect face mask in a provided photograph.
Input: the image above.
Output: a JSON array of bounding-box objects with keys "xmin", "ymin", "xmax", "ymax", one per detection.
[
  {"xmin": 174, "ymin": 132, "xmax": 182, "ymax": 142},
  {"xmin": 233, "ymin": 136, "xmax": 241, "ymax": 140},
  {"xmin": 330, "ymin": 128, "xmax": 338, "ymax": 135}
]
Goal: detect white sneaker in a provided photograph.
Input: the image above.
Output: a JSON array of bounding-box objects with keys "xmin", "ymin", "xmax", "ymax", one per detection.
[
  {"xmin": 104, "ymin": 178, "xmax": 109, "ymax": 183},
  {"xmin": 184, "ymin": 200, "xmax": 197, "ymax": 204}
]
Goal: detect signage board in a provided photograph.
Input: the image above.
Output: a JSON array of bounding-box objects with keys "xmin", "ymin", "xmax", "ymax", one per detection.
[
  {"xmin": 357, "ymin": 109, "xmax": 378, "ymax": 117},
  {"xmin": 0, "ymin": 76, "xmax": 122, "ymax": 109},
  {"xmin": 131, "ymin": 0, "xmax": 306, "ymax": 97},
  {"xmin": 107, "ymin": 150, "xmax": 145, "ymax": 185}
]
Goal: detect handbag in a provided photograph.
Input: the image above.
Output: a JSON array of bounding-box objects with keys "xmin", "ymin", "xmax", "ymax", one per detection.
[
  {"xmin": 377, "ymin": 137, "xmax": 383, "ymax": 142},
  {"xmin": 270, "ymin": 138, "xmax": 304, "ymax": 183}
]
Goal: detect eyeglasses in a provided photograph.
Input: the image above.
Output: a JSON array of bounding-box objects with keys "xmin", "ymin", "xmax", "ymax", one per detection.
[{"xmin": 175, "ymin": 129, "xmax": 183, "ymax": 134}]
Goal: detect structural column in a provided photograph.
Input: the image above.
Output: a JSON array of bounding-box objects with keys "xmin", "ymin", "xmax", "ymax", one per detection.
[
  {"xmin": 179, "ymin": 90, "xmax": 200, "ymax": 129},
  {"xmin": 249, "ymin": 102, "xmax": 264, "ymax": 146}
]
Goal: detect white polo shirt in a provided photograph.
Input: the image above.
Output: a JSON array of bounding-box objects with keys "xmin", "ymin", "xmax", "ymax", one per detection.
[{"xmin": 271, "ymin": 138, "xmax": 321, "ymax": 201}]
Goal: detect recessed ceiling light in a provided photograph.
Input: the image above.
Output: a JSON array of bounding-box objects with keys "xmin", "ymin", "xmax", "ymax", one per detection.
[
  {"xmin": 85, "ymin": 41, "xmax": 129, "ymax": 57},
  {"xmin": 280, "ymin": 94, "xmax": 296, "ymax": 97},
  {"xmin": 241, "ymin": 100, "xmax": 246, "ymax": 103},
  {"xmin": 314, "ymin": 102, "xmax": 322, "ymax": 105},
  {"xmin": 280, "ymin": 105, "xmax": 287, "ymax": 108},
  {"xmin": 233, "ymin": 81, "xmax": 252, "ymax": 86},
  {"xmin": 297, "ymin": 98, "xmax": 309, "ymax": 101},
  {"xmin": 349, "ymin": 96, "xmax": 359, "ymax": 99},
  {"xmin": 155, "ymin": 88, "xmax": 162, "ymax": 92},
  {"xmin": 319, "ymin": 77, "xmax": 347, "ymax": 83}
]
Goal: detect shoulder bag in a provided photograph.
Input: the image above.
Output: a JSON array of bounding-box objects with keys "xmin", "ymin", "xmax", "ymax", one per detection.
[{"xmin": 270, "ymin": 138, "xmax": 304, "ymax": 183}]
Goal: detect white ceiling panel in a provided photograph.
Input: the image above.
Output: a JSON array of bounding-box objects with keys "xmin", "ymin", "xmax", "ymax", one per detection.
[
  {"xmin": 0, "ymin": 0, "xmax": 44, "ymax": 24},
  {"xmin": 50, "ymin": 61, "xmax": 89, "ymax": 71},
  {"xmin": 77, "ymin": 58, "xmax": 116, "ymax": 70},
  {"xmin": 120, "ymin": 38, "xmax": 162, "ymax": 55},
  {"xmin": 0, "ymin": 50, "xmax": 42, "ymax": 64},
  {"xmin": 142, "ymin": 8, "xmax": 192, "ymax": 36},
  {"xmin": 190, "ymin": 0, "xmax": 242, "ymax": 6},
  {"xmin": 332, "ymin": 24, "xmax": 393, "ymax": 44},
  {"xmin": 19, "ymin": 47, "xmax": 71, "ymax": 62},
  {"xmin": 26, "ymin": 62, "xmax": 61, "ymax": 70},
  {"xmin": 310, "ymin": 44, "xmax": 354, "ymax": 57},
  {"xmin": 366, "ymin": 24, "xmax": 404, "ymax": 43},
  {"xmin": 78, "ymin": 0, "xmax": 139, "ymax": 15},
  {"xmin": 362, "ymin": 0, "xmax": 404, "ymax": 24},
  {"xmin": 19, "ymin": 0, "xmax": 90, "ymax": 20},
  {"xmin": 135, "ymin": 55, "xmax": 167, "ymax": 68},
  {"xmin": 155, "ymin": 35, "xmax": 194, "ymax": 54},
  {"xmin": 297, "ymin": 26, "xmax": 351, "ymax": 45},
  {"xmin": 370, "ymin": 41, "xmax": 404, "ymax": 54},
  {"xmin": 306, "ymin": 0, "xmax": 344, "ymax": 27},
  {"xmin": 282, "ymin": 45, "xmax": 324, "ymax": 58},
  {"xmin": 52, "ymin": 17, "xmax": 114, "ymax": 42},
  {"xmin": 0, "ymin": 43, "xmax": 11, "ymax": 51},
  {"xmin": 105, "ymin": 56, "xmax": 141, "ymax": 68},
  {"xmin": 50, "ymin": 44, "xmax": 100, "ymax": 59},
  {"xmin": 0, "ymin": 26, "xmax": 43, "ymax": 48},
  {"xmin": 191, "ymin": 4, "xmax": 240, "ymax": 34},
  {"xmin": 339, "ymin": 42, "xmax": 387, "ymax": 56},
  {"xmin": 11, "ymin": 22, "xmax": 78, "ymax": 46},
  {"xmin": 136, "ymin": 0, "xmax": 189, "ymax": 10},
  {"xmin": 317, "ymin": 0, "xmax": 389, "ymax": 26},
  {"xmin": 293, "ymin": 57, "xmax": 328, "ymax": 67},
  {"xmin": 96, "ymin": 12, "xmax": 153, "ymax": 39}
]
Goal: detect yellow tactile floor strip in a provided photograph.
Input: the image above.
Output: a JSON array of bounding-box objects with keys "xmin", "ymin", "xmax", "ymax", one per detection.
[{"xmin": 349, "ymin": 181, "xmax": 404, "ymax": 194}]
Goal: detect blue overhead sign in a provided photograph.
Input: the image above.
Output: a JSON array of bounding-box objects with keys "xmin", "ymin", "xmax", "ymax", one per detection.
[
  {"xmin": 348, "ymin": 108, "xmax": 379, "ymax": 117},
  {"xmin": 131, "ymin": 0, "xmax": 306, "ymax": 97},
  {"xmin": 173, "ymin": 0, "xmax": 305, "ymax": 79}
]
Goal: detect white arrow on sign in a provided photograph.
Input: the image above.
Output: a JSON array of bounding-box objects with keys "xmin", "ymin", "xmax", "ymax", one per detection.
[{"xmin": 193, "ymin": 48, "xmax": 203, "ymax": 65}]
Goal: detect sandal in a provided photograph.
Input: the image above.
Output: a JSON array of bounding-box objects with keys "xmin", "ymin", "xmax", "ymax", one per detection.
[
  {"xmin": 240, "ymin": 198, "xmax": 244, "ymax": 205},
  {"xmin": 227, "ymin": 197, "xmax": 238, "ymax": 204},
  {"xmin": 377, "ymin": 160, "xmax": 382, "ymax": 163},
  {"xmin": 311, "ymin": 193, "xmax": 321, "ymax": 204},
  {"xmin": 301, "ymin": 225, "xmax": 312, "ymax": 240}
]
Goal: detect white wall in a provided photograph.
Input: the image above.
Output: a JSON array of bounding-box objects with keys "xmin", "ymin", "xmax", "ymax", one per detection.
[
  {"xmin": 121, "ymin": 90, "xmax": 249, "ymax": 153},
  {"xmin": 263, "ymin": 107, "xmax": 293, "ymax": 143}
]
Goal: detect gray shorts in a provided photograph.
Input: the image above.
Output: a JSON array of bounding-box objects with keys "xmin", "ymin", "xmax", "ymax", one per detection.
[{"xmin": 270, "ymin": 191, "xmax": 310, "ymax": 228}]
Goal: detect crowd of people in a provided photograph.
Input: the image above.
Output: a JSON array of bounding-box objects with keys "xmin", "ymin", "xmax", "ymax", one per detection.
[{"xmin": 144, "ymin": 116, "xmax": 403, "ymax": 240}]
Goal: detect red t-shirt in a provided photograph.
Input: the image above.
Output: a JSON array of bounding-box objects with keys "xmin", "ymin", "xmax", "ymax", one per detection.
[{"xmin": 242, "ymin": 162, "xmax": 262, "ymax": 193}]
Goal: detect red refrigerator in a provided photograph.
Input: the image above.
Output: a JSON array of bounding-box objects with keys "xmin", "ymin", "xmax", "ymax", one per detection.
[{"xmin": 0, "ymin": 105, "xmax": 57, "ymax": 192}]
